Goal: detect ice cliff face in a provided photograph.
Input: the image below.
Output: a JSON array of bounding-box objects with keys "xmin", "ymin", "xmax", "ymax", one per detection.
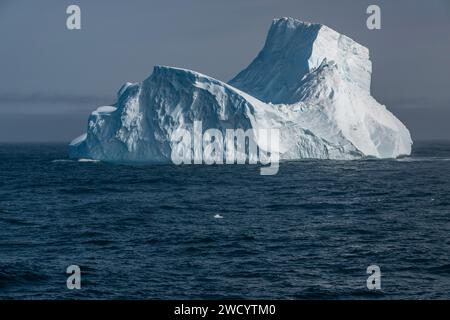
[
  {"xmin": 70, "ymin": 66, "xmax": 261, "ymax": 162},
  {"xmin": 70, "ymin": 17, "xmax": 412, "ymax": 161}
]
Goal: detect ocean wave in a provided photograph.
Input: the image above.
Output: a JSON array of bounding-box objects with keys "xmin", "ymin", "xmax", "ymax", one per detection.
[
  {"xmin": 396, "ymin": 157, "xmax": 450, "ymax": 162},
  {"xmin": 51, "ymin": 159, "xmax": 75, "ymax": 163},
  {"xmin": 78, "ymin": 158, "xmax": 101, "ymax": 163}
]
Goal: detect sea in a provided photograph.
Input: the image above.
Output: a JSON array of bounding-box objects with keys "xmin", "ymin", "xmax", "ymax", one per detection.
[{"xmin": 0, "ymin": 141, "xmax": 449, "ymax": 299}]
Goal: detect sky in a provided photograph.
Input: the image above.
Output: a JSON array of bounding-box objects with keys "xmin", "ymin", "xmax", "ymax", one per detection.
[{"xmin": 0, "ymin": 0, "xmax": 449, "ymax": 142}]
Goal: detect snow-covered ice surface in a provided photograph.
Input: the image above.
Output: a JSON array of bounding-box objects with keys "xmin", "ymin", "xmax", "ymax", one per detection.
[{"xmin": 70, "ymin": 17, "xmax": 412, "ymax": 161}]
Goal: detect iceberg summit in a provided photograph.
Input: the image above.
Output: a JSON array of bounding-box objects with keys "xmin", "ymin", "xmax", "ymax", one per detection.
[{"xmin": 70, "ymin": 17, "xmax": 412, "ymax": 162}]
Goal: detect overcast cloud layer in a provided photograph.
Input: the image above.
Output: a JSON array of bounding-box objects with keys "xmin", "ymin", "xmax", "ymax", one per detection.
[{"xmin": 0, "ymin": 0, "xmax": 449, "ymax": 142}]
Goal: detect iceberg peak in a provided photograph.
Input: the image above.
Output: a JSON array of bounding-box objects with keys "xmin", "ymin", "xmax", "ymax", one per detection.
[
  {"xmin": 230, "ymin": 17, "xmax": 371, "ymax": 104},
  {"xmin": 271, "ymin": 17, "xmax": 320, "ymax": 29}
]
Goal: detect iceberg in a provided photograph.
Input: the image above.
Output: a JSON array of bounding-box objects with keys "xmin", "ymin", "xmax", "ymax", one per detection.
[{"xmin": 70, "ymin": 17, "xmax": 412, "ymax": 161}]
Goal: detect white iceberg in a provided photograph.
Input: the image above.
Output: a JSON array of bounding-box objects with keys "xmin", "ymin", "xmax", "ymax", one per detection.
[{"xmin": 70, "ymin": 17, "xmax": 412, "ymax": 161}]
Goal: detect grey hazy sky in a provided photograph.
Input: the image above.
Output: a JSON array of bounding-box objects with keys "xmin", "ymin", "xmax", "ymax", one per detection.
[{"xmin": 0, "ymin": 0, "xmax": 449, "ymax": 142}]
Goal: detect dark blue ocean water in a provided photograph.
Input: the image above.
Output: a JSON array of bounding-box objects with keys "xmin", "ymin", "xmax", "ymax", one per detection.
[{"xmin": 0, "ymin": 142, "xmax": 449, "ymax": 299}]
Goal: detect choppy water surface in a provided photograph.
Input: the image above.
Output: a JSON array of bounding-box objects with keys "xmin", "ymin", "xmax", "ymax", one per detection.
[{"xmin": 0, "ymin": 142, "xmax": 449, "ymax": 299}]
